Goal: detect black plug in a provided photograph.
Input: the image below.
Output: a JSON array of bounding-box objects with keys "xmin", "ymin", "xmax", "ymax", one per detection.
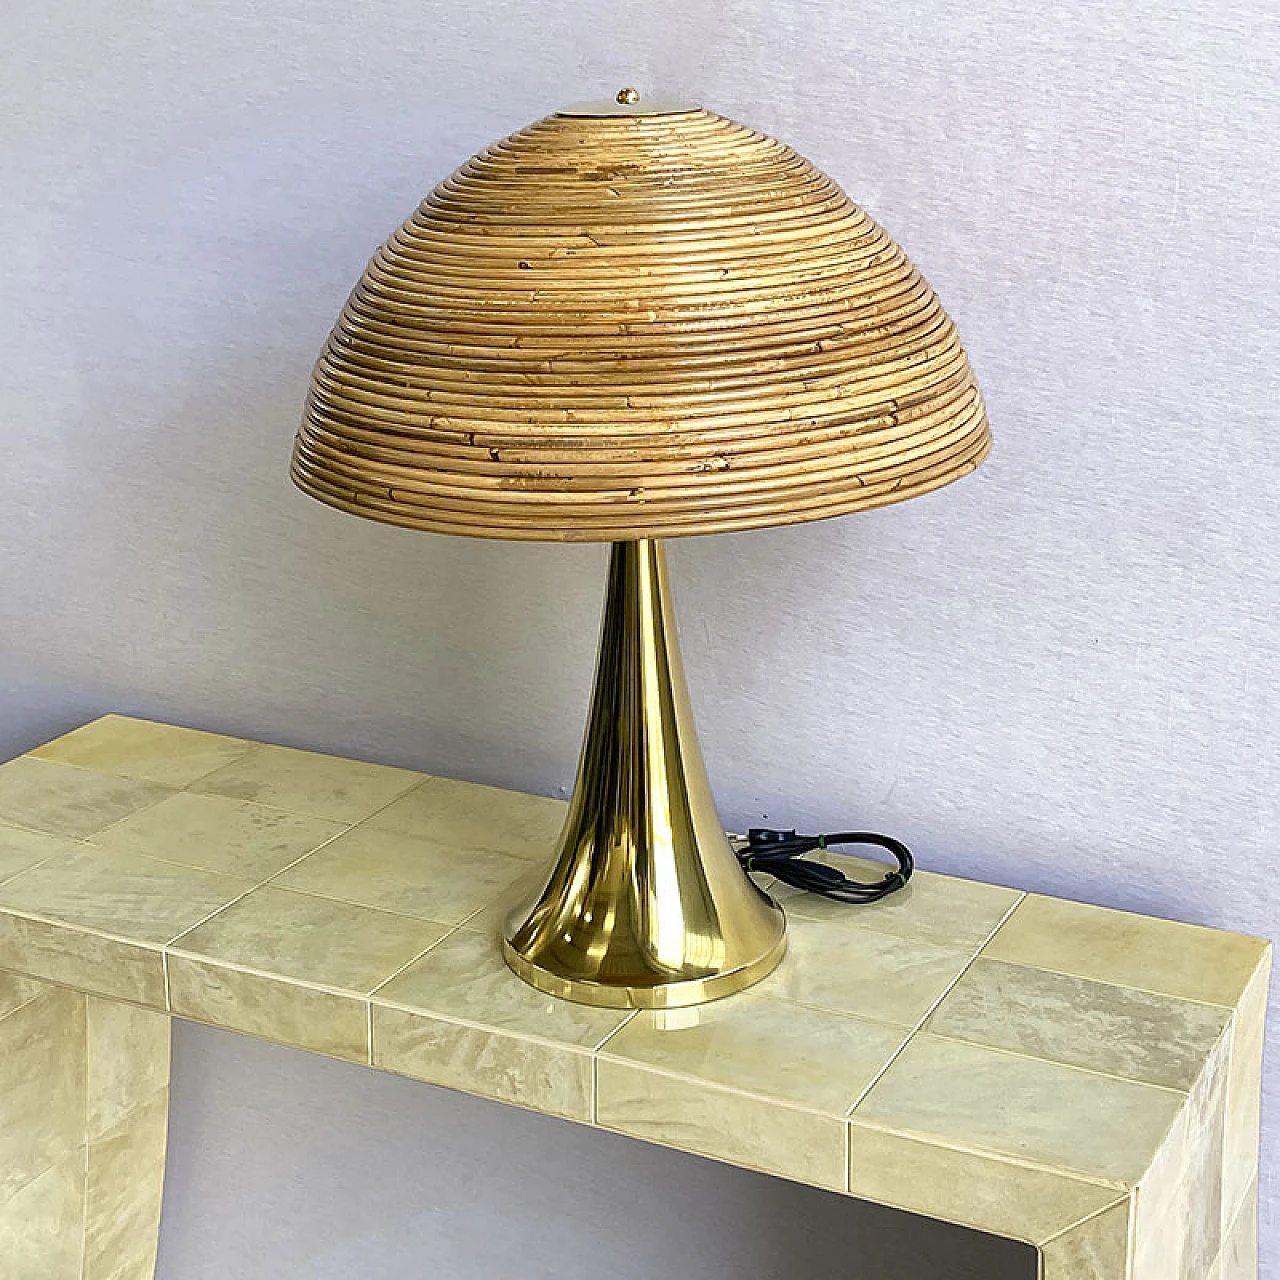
[{"xmin": 747, "ymin": 828, "xmax": 798, "ymax": 846}]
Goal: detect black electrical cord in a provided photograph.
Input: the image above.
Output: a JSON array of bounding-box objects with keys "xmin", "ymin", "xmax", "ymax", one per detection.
[{"xmin": 736, "ymin": 828, "xmax": 914, "ymax": 903}]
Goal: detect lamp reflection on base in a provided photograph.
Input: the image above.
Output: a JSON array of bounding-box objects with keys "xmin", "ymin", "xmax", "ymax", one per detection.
[{"xmin": 503, "ymin": 540, "xmax": 786, "ymax": 1009}]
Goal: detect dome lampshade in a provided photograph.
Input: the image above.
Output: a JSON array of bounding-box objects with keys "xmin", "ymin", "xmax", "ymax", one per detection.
[{"xmin": 292, "ymin": 99, "xmax": 989, "ymax": 542}]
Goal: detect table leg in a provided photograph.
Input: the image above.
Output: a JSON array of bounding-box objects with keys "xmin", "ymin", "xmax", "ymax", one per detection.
[{"xmin": 0, "ymin": 973, "xmax": 171, "ymax": 1279}]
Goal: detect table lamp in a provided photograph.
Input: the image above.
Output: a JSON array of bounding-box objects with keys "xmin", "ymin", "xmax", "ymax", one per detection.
[{"xmin": 291, "ymin": 90, "xmax": 990, "ymax": 1009}]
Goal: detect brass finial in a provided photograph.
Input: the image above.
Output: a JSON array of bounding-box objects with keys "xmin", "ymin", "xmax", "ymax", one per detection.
[{"xmin": 615, "ymin": 87, "xmax": 640, "ymax": 105}]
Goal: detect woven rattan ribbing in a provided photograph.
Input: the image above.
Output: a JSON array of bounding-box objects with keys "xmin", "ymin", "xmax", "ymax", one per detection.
[{"xmin": 292, "ymin": 105, "xmax": 990, "ymax": 541}]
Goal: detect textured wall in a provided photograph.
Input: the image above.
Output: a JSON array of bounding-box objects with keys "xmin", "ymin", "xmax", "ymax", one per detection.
[{"xmin": 2, "ymin": 0, "xmax": 1276, "ymax": 1274}]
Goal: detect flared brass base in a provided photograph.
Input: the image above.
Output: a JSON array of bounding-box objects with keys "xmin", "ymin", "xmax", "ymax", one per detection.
[
  {"xmin": 503, "ymin": 930, "xmax": 787, "ymax": 1010},
  {"xmin": 503, "ymin": 540, "xmax": 786, "ymax": 1009}
]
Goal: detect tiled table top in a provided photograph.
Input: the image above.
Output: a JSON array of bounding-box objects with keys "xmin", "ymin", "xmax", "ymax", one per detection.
[{"xmin": 0, "ymin": 715, "xmax": 1269, "ymax": 1275}]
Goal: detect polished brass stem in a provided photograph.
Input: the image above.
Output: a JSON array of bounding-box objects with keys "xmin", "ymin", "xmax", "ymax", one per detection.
[{"xmin": 503, "ymin": 539, "xmax": 786, "ymax": 1008}]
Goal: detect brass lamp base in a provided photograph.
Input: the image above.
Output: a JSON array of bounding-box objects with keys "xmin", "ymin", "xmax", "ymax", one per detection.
[{"xmin": 503, "ymin": 540, "xmax": 786, "ymax": 1009}]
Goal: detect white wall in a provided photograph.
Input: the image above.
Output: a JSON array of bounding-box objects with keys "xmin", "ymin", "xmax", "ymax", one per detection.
[{"xmin": 2, "ymin": 0, "xmax": 1276, "ymax": 1274}]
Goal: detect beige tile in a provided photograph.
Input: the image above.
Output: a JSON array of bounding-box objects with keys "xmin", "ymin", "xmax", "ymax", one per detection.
[
  {"xmin": 770, "ymin": 856, "xmax": 1021, "ymax": 951},
  {"xmin": 374, "ymin": 1003, "xmax": 596, "ymax": 1120},
  {"xmin": 848, "ymin": 1124, "xmax": 1124, "ymax": 1244},
  {"xmin": 87, "ymin": 996, "xmax": 171, "ymax": 1139},
  {"xmin": 94, "ymin": 790, "xmax": 347, "ymax": 880},
  {"xmin": 368, "ymin": 774, "xmax": 565, "ymax": 862},
  {"xmin": 0, "ymin": 910, "xmax": 166, "ymax": 1007},
  {"xmin": 0, "ymin": 846, "xmax": 249, "ymax": 944},
  {"xmin": 375, "ymin": 927, "xmax": 627, "ymax": 1046},
  {"xmin": 927, "ymin": 956, "xmax": 1231, "ymax": 1089},
  {"xmin": 1218, "ymin": 1179, "xmax": 1258, "ymax": 1280},
  {"xmin": 1131, "ymin": 1107, "xmax": 1189, "ymax": 1280},
  {"xmin": 276, "ymin": 824, "xmax": 531, "ymax": 925},
  {"xmin": 1221, "ymin": 954, "xmax": 1270, "ymax": 1232},
  {"xmin": 0, "ymin": 1153, "xmax": 85, "ymax": 1280},
  {"xmin": 30, "ymin": 714, "xmax": 251, "ymax": 786},
  {"xmin": 596, "ymin": 1057, "xmax": 847, "ymax": 1190},
  {"xmin": 0, "ymin": 757, "xmax": 172, "ymax": 839},
  {"xmin": 168, "ymin": 886, "xmax": 446, "ymax": 1058},
  {"xmin": 168, "ymin": 956, "xmax": 371, "ymax": 1063},
  {"xmin": 985, "ymin": 894, "xmax": 1269, "ymax": 1008},
  {"xmin": 855, "ymin": 1033, "xmax": 1185, "ymax": 1186},
  {"xmin": 1078, "ymin": 1020, "xmax": 1231, "ymax": 1280},
  {"xmin": 461, "ymin": 864, "xmax": 548, "ymax": 932},
  {"xmin": 1180, "ymin": 1029, "xmax": 1231, "ymax": 1279},
  {"xmin": 1130, "ymin": 1026, "xmax": 1230, "ymax": 1280},
  {"xmin": 373, "ymin": 927, "xmax": 627, "ymax": 1120},
  {"xmin": 169, "ymin": 885, "xmax": 445, "ymax": 991},
  {"xmin": 601, "ymin": 993, "xmax": 908, "ymax": 1116},
  {"xmin": 192, "ymin": 742, "xmax": 421, "ymax": 822},
  {"xmin": 0, "ymin": 984, "xmax": 86, "ymax": 1202},
  {"xmin": 0, "ymin": 969, "xmax": 44, "ymax": 1021},
  {"xmin": 757, "ymin": 914, "xmax": 971, "ymax": 1026},
  {"xmin": 0, "ymin": 824, "xmax": 76, "ymax": 887},
  {"xmin": 1041, "ymin": 1199, "xmax": 1133, "ymax": 1280},
  {"xmin": 83, "ymin": 1087, "xmax": 169, "ymax": 1280}
]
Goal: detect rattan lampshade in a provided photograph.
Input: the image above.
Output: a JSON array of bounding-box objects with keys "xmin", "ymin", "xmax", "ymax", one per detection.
[{"xmin": 291, "ymin": 101, "xmax": 990, "ymax": 541}]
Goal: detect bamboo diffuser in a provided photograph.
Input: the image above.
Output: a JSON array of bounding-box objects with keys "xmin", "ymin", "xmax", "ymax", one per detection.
[{"xmin": 291, "ymin": 90, "xmax": 990, "ymax": 1008}]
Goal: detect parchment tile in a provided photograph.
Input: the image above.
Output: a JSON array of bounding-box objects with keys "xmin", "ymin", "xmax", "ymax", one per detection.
[
  {"xmin": 928, "ymin": 956, "xmax": 1230, "ymax": 1088},
  {"xmin": 855, "ymin": 1033, "xmax": 1184, "ymax": 1186},
  {"xmin": 771, "ymin": 856, "xmax": 1021, "ymax": 952},
  {"xmin": 192, "ymin": 742, "xmax": 421, "ymax": 823},
  {"xmin": 0, "ymin": 824, "xmax": 76, "ymax": 887},
  {"xmin": 985, "ymin": 895, "xmax": 1268, "ymax": 1008},
  {"xmin": 30, "ymin": 715, "xmax": 250, "ymax": 786},
  {"xmin": 0, "ymin": 984, "xmax": 86, "ymax": 1202},
  {"xmin": 168, "ymin": 957, "xmax": 370, "ymax": 1063},
  {"xmin": 1218, "ymin": 1179, "xmax": 1258, "ymax": 1280},
  {"xmin": 461, "ymin": 865, "xmax": 547, "ymax": 932},
  {"xmin": 168, "ymin": 885, "xmax": 444, "ymax": 1062},
  {"xmin": 848, "ymin": 1124, "xmax": 1123, "ymax": 1244},
  {"xmin": 1130, "ymin": 1027, "xmax": 1231, "ymax": 1280},
  {"xmin": 368, "ymin": 774, "xmax": 565, "ymax": 862},
  {"xmin": 0, "ymin": 969, "xmax": 44, "ymax": 1021},
  {"xmin": 169, "ymin": 885, "xmax": 444, "ymax": 992},
  {"xmin": 1180, "ymin": 1030, "xmax": 1231, "ymax": 1279},
  {"xmin": 374, "ymin": 927, "xmax": 626, "ymax": 1046},
  {"xmin": 1041, "ymin": 1199, "xmax": 1133, "ymax": 1280},
  {"xmin": 94, "ymin": 790, "xmax": 346, "ymax": 880},
  {"xmin": 601, "ymin": 994, "xmax": 908, "ymax": 1116},
  {"xmin": 83, "ymin": 1088, "xmax": 169, "ymax": 1280},
  {"xmin": 0, "ymin": 1154, "xmax": 85, "ymax": 1280},
  {"xmin": 373, "ymin": 926, "xmax": 625, "ymax": 1119},
  {"xmin": 0, "ymin": 910, "xmax": 165, "ymax": 1007},
  {"xmin": 276, "ymin": 824, "xmax": 529, "ymax": 925},
  {"xmin": 0, "ymin": 846, "xmax": 249, "ymax": 944},
  {"xmin": 756, "ymin": 913, "xmax": 971, "ymax": 1026},
  {"xmin": 596, "ymin": 1058, "xmax": 847, "ymax": 1190},
  {"xmin": 0, "ymin": 757, "xmax": 171, "ymax": 840},
  {"xmin": 1131, "ymin": 1108, "xmax": 1189, "ymax": 1280},
  {"xmin": 87, "ymin": 995, "xmax": 171, "ymax": 1138},
  {"xmin": 374, "ymin": 1006, "xmax": 595, "ymax": 1121},
  {"xmin": 1221, "ymin": 954, "xmax": 1270, "ymax": 1230}
]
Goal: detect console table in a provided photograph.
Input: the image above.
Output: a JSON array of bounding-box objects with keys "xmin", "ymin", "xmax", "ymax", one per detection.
[{"xmin": 0, "ymin": 716, "xmax": 1268, "ymax": 1279}]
